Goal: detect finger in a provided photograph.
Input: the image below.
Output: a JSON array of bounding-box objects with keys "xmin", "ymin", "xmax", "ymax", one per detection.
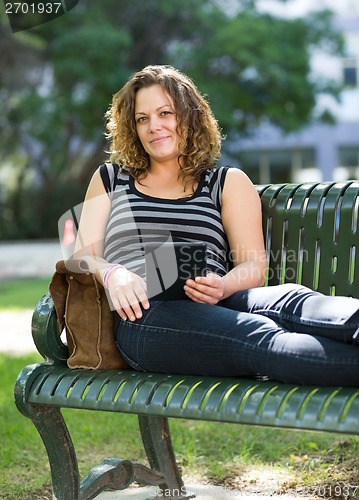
[
  {"xmin": 111, "ymin": 298, "xmax": 128, "ymax": 321},
  {"xmin": 187, "ymin": 276, "xmax": 215, "ymax": 290},
  {"xmin": 117, "ymin": 308, "xmax": 128, "ymax": 321},
  {"xmin": 126, "ymin": 291, "xmax": 144, "ymax": 320},
  {"xmin": 114, "ymin": 293, "xmax": 138, "ymax": 322},
  {"xmin": 192, "ymin": 275, "xmax": 224, "ymax": 301},
  {"xmin": 121, "ymin": 304, "xmax": 137, "ymax": 322},
  {"xmin": 113, "ymin": 284, "xmax": 149, "ymax": 321},
  {"xmin": 184, "ymin": 287, "xmax": 202, "ymax": 303},
  {"xmin": 184, "ymin": 285, "xmax": 216, "ymax": 304},
  {"xmin": 195, "ymin": 274, "xmax": 220, "ymax": 287},
  {"xmin": 186, "ymin": 280, "xmax": 214, "ymax": 296},
  {"xmin": 134, "ymin": 283, "xmax": 150, "ymax": 310}
]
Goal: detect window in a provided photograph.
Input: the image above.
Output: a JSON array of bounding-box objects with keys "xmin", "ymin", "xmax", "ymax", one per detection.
[
  {"xmin": 343, "ymin": 59, "xmax": 358, "ymax": 87},
  {"xmin": 339, "ymin": 146, "xmax": 359, "ymax": 167},
  {"xmin": 237, "ymin": 149, "xmax": 316, "ymax": 184}
]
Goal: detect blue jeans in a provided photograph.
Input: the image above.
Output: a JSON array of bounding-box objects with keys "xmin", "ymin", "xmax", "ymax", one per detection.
[{"xmin": 115, "ymin": 284, "xmax": 359, "ymax": 386}]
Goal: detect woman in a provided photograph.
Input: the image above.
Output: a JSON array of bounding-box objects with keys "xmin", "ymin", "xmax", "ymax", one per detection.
[{"xmin": 75, "ymin": 64, "xmax": 359, "ymax": 386}]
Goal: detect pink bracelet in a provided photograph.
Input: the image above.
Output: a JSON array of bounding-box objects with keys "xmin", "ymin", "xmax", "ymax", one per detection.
[{"xmin": 102, "ymin": 264, "xmax": 126, "ymax": 289}]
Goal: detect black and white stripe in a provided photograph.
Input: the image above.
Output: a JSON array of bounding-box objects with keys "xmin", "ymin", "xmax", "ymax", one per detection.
[{"xmin": 100, "ymin": 163, "xmax": 230, "ymax": 278}]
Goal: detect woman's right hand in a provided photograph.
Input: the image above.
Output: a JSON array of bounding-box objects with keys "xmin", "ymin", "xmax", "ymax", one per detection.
[{"xmin": 107, "ymin": 267, "xmax": 150, "ymax": 321}]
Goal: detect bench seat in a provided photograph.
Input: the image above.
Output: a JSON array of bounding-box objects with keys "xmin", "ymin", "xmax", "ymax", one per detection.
[{"xmin": 20, "ymin": 363, "xmax": 359, "ymax": 434}]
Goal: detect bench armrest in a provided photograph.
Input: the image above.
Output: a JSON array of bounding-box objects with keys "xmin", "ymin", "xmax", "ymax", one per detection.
[{"xmin": 31, "ymin": 292, "xmax": 68, "ymax": 365}]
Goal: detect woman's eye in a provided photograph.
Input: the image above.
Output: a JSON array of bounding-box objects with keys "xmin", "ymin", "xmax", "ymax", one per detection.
[{"xmin": 136, "ymin": 116, "xmax": 147, "ymax": 123}]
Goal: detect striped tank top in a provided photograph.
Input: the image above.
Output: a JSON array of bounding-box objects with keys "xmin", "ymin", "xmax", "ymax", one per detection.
[{"xmin": 100, "ymin": 163, "xmax": 230, "ymax": 279}]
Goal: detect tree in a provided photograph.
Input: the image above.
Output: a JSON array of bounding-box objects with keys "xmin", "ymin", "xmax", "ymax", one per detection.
[
  {"xmin": 175, "ymin": 7, "xmax": 344, "ymax": 133},
  {"xmin": 0, "ymin": 0, "xmax": 344, "ymax": 239}
]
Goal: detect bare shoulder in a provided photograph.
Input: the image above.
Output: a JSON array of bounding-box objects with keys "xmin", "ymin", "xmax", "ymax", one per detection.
[
  {"xmin": 80, "ymin": 167, "xmax": 111, "ymax": 222},
  {"xmin": 223, "ymin": 167, "xmax": 260, "ymax": 203},
  {"xmin": 85, "ymin": 167, "xmax": 108, "ymax": 201}
]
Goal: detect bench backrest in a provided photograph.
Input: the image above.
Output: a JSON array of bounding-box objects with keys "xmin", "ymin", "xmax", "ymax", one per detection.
[{"xmin": 257, "ymin": 181, "xmax": 359, "ymax": 298}]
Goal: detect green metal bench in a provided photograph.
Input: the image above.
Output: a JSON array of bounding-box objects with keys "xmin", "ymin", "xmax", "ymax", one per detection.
[{"xmin": 14, "ymin": 180, "xmax": 359, "ymax": 500}]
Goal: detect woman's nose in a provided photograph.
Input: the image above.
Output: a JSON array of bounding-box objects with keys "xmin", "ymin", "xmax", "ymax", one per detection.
[{"xmin": 148, "ymin": 116, "xmax": 161, "ymax": 131}]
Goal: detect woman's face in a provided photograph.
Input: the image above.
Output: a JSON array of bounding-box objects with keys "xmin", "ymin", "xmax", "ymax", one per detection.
[{"xmin": 135, "ymin": 84, "xmax": 181, "ymax": 167}]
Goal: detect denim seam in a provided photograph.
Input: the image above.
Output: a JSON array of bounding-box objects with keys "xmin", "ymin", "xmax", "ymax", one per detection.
[{"xmin": 253, "ymin": 309, "xmax": 359, "ymax": 330}]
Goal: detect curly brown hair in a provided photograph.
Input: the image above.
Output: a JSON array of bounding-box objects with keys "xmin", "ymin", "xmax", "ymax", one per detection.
[{"xmin": 105, "ymin": 65, "xmax": 222, "ymax": 183}]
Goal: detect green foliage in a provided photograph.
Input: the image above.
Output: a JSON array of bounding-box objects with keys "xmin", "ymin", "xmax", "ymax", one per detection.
[
  {"xmin": 0, "ymin": 0, "xmax": 344, "ymax": 240},
  {"xmin": 0, "ymin": 177, "xmax": 87, "ymax": 240},
  {"xmin": 182, "ymin": 8, "xmax": 343, "ymax": 133},
  {"xmin": 0, "ymin": 278, "xmax": 50, "ymax": 310},
  {"xmin": 189, "ymin": 13, "xmax": 316, "ymax": 131}
]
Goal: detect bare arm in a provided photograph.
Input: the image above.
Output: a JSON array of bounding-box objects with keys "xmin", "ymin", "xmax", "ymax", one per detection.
[
  {"xmin": 73, "ymin": 169, "xmax": 149, "ymax": 321},
  {"xmin": 73, "ymin": 168, "xmax": 111, "ymax": 267},
  {"xmin": 185, "ymin": 168, "xmax": 267, "ymax": 303},
  {"xmin": 221, "ymin": 168, "xmax": 267, "ymax": 295}
]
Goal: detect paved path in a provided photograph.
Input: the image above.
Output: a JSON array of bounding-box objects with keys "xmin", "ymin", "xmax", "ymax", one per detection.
[
  {"xmin": 0, "ymin": 309, "xmax": 36, "ymax": 355},
  {"xmin": 0, "ymin": 240, "xmax": 62, "ymax": 280}
]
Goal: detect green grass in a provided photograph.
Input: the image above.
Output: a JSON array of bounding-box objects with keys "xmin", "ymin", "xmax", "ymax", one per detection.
[
  {"xmin": 0, "ymin": 278, "xmax": 50, "ymax": 310},
  {"xmin": 2, "ymin": 279, "xmax": 359, "ymax": 498},
  {"xmin": 3, "ymin": 353, "xmax": 359, "ymax": 498},
  {"xmin": 1, "ymin": 353, "xmax": 147, "ymax": 499}
]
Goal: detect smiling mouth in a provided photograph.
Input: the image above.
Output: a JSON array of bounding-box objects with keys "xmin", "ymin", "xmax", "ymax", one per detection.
[{"xmin": 150, "ymin": 136, "xmax": 169, "ymax": 144}]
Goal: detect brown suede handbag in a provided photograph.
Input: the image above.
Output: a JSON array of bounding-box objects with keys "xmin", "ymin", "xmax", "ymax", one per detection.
[{"xmin": 49, "ymin": 259, "xmax": 129, "ymax": 370}]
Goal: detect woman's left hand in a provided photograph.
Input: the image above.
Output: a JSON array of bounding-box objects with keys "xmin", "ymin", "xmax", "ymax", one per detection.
[{"xmin": 184, "ymin": 273, "xmax": 225, "ymax": 304}]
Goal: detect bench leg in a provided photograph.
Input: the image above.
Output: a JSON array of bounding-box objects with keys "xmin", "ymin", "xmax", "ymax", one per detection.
[
  {"xmin": 138, "ymin": 415, "xmax": 196, "ymax": 499},
  {"xmin": 14, "ymin": 366, "xmax": 143, "ymax": 499},
  {"xmin": 22, "ymin": 403, "xmax": 81, "ymax": 499},
  {"xmin": 15, "ymin": 366, "xmax": 195, "ymax": 499},
  {"xmin": 14, "ymin": 366, "xmax": 79, "ymax": 499}
]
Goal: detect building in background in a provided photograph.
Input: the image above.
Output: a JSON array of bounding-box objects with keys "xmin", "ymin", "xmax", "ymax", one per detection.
[{"xmin": 229, "ymin": 1, "xmax": 359, "ymax": 184}]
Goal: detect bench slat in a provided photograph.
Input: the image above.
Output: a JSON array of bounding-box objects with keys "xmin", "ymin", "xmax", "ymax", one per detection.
[
  {"xmin": 25, "ymin": 364, "xmax": 359, "ymax": 434},
  {"xmin": 260, "ymin": 181, "xmax": 359, "ymax": 298}
]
